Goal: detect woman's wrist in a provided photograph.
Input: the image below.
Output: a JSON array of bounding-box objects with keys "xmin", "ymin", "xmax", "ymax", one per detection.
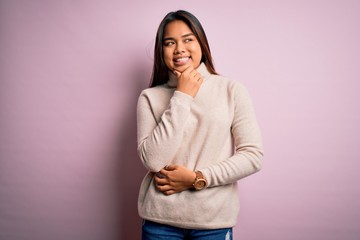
[
  {"xmin": 192, "ymin": 171, "xmax": 208, "ymax": 190},
  {"xmin": 188, "ymin": 171, "xmax": 197, "ymax": 189}
]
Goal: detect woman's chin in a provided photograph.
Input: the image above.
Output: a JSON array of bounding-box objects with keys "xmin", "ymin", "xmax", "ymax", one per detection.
[{"xmin": 173, "ymin": 63, "xmax": 194, "ymax": 73}]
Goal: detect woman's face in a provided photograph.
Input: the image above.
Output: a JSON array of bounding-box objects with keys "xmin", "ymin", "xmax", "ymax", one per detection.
[{"xmin": 162, "ymin": 20, "xmax": 202, "ymax": 73}]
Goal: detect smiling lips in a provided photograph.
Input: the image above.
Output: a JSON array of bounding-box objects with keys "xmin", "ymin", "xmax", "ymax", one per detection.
[{"xmin": 174, "ymin": 56, "xmax": 191, "ymax": 66}]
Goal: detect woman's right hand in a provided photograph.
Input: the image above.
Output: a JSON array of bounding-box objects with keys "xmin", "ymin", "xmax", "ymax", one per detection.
[
  {"xmin": 154, "ymin": 165, "xmax": 196, "ymax": 195},
  {"xmin": 174, "ymin": 66, "xmax": 203, "ymax": 97}
]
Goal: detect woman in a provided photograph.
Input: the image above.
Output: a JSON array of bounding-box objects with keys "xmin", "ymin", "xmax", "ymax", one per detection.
[{"xmin": 137, "ymin": 10, "xmax": 263, "ymax": 240}]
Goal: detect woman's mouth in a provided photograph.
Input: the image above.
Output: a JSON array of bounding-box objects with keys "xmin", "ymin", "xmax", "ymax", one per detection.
[{"xmin": 174, "ymin": 57, "xmax": 191, "ymax": 65}]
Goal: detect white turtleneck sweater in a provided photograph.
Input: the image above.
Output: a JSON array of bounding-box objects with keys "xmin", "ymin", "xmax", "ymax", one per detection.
[{"xmin": 136, "ymin": 62, "xmax": 263, "ymax": 229}]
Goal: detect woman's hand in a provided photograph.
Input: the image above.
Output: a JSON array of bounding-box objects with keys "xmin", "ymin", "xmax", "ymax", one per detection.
[
  {"xmin": 154, "ymin": 165, "xmax": 196, "ymax": 195},
  {"xmin": 174, "ymin": 66, "xmax": 203, "ymax": 97}
]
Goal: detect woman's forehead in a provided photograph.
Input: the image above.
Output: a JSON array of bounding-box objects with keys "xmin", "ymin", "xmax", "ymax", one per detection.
[{"xmin": 163, "ymin": 20, "xmax": 193, "ymax": 38}]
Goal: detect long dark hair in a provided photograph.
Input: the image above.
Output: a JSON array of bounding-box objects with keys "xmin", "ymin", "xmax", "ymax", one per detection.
[{"xmin": 149, "ymin": 10, "xmax": 217, "ymax": 87}]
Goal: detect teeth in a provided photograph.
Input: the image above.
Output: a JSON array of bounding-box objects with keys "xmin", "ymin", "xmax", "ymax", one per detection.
[{"xmin": 175, "ymin": 57, "xmax": 189, "ymax": 62}]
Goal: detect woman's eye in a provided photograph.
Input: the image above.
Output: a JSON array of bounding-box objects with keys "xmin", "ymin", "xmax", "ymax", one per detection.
[
  {"xmin": 184, "ymin": 38, "xmax": 193, "ymax": 43},
  {"xmin": 164, "ymin": 41, "xmax": 174, "ymax": 46}
]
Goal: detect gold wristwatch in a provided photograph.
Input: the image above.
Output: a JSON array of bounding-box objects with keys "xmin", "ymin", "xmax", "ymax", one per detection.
[{"xmin": 193, "ymin": 171, "xmax": 207, "ymax": 190}]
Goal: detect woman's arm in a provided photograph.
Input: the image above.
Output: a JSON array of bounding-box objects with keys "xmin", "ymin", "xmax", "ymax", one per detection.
[
  {"xmin": 154, "ymin": 83, "xmax": 263, "ymax": 194},
  {"xmin": 200, "ymin": 83, "xmax": 264, "ymax": 187},
  {"xmin": 137, "ymin": 66, "xmax": 203, "ymax": 173},
  {"xmin": 137, "ymin": 90, "xmax": 193, "ymax": 172}
]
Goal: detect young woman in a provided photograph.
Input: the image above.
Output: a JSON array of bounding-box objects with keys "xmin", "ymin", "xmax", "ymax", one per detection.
[{"xmin": 137, "ymin": 10, "xmax": 264, "ymax": 240}]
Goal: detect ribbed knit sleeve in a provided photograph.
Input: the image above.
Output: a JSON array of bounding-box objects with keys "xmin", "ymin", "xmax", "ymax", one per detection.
[
  {"xmin": 137, "ymin": 90, "xmax": 194, "ymax": 172},
  {"xmin": 200, "ymin": 83, "xmax": 264, "ymax": 187}
]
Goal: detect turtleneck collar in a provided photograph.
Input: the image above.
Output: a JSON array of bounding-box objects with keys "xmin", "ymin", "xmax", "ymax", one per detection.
[{"xmin": 167, "ymin": 62, "xmax": 211, "ymax": 88}]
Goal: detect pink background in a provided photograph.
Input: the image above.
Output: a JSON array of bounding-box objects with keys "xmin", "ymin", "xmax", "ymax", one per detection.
[{"xmin": 1, "ymin": 0, "xmax": 360, "ymax": 239}]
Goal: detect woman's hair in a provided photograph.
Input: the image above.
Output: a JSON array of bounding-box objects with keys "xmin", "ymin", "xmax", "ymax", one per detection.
[{"xmin": 149, "ymin": 10, "xmax": 217, "ymax": 87}]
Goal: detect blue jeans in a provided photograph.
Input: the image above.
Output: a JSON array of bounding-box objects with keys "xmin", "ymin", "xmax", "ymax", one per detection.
[{"xmin": 142, "ymin": 220, "xmax": 233, "ymax": 240}]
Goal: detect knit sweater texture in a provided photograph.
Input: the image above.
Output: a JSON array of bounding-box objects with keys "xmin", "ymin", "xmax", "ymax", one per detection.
[{"xmin": 137, "ymin": 62, "xmax": 263, "ymax": 229}]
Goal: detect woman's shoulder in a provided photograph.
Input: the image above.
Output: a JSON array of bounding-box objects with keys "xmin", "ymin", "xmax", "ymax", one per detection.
[
  {"xmin": 139, "ymin": 84, "xmax": 171, "ymax": 95},
  {"xmin": 138, "ymin": 84, "xmax": 174, "ymax": 102},
  {"xmin": 209, "ymin": 74, "xmax": 247, "ymax": 92}
]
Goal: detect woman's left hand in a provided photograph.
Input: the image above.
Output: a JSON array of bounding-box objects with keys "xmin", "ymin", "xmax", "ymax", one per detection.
[{"xmin": 154, "ymin": 165, "xmax": 196, "ymax": 195}]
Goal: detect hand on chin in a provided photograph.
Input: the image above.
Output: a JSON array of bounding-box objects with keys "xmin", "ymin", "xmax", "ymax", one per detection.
[{"xmin": 173, "ymin": 63, "xmax": 193, "ymax": 74}]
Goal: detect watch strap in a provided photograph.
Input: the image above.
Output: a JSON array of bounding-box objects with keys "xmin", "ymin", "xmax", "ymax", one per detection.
[{"xmin": 195, "ymin": 171, "xmax": 205, "ymax": 180}]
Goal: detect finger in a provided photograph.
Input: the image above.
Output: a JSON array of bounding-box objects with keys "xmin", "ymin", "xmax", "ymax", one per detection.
[
  {"xmin": 164, "ymin": 164, "xmax": 177, "ymax": 170},
  {"xmin": 190, "ymin": 72, "xmax": 198, "ymax": 79},
  {"xmin": 159, "ymin": 165, "xmax": 176, "ymax": 175},
  {"xmin": 190, "ymin": 69, "xmax": 199, "ymax": 77},
  {"xmin": 159, "ymin": 168, "xmax": 169, "ymax": 176},
  {"xmin": 173, "ymin": 65, "xmax": 192, "ymax": 77},
  {"xmin": 164, "ymin": 190, "xmax": 175, "ymax": 195},
  {"xmin": 173, "ymin": 70, "xmax": 181, "ymax": 78},
  {"xmin": 154, "ymin": 175, "xmax": 162, "ymax": 184},
  {"xmin": 155, "ymin": 177, "xmax": 169, "ymax": 185},
  {"xmin": 182, "ymin": 66, "xmax": 194, "ymax": 76},
  {"xmin": 157, "ymin": 184, "xmax": 172, "ymax": 192},
  {"xmin": 156, "ymin": 171, "xmax": 167, "ymax": 178}
]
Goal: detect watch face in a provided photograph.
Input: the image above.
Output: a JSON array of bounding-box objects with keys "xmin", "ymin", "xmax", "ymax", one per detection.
[{"xmin": 194, "ymin": 179, "xmax": 206, "ymax": 190}]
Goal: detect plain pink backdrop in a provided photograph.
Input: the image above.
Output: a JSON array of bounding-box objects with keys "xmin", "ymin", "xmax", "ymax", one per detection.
[{"xmin": 1, "ymin": 0, "xmax": 359, "ymax": 239}]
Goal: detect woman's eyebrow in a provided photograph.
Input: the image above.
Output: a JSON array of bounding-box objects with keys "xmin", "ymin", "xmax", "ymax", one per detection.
[{"xmin": 163, "ymin": 33, "xmax": 195, "ymax": 41}]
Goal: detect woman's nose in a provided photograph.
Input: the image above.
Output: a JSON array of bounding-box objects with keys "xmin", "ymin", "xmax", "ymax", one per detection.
[{"xmin": 174, "ymin": 42, "xmax": 185, "ymax": 54}]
